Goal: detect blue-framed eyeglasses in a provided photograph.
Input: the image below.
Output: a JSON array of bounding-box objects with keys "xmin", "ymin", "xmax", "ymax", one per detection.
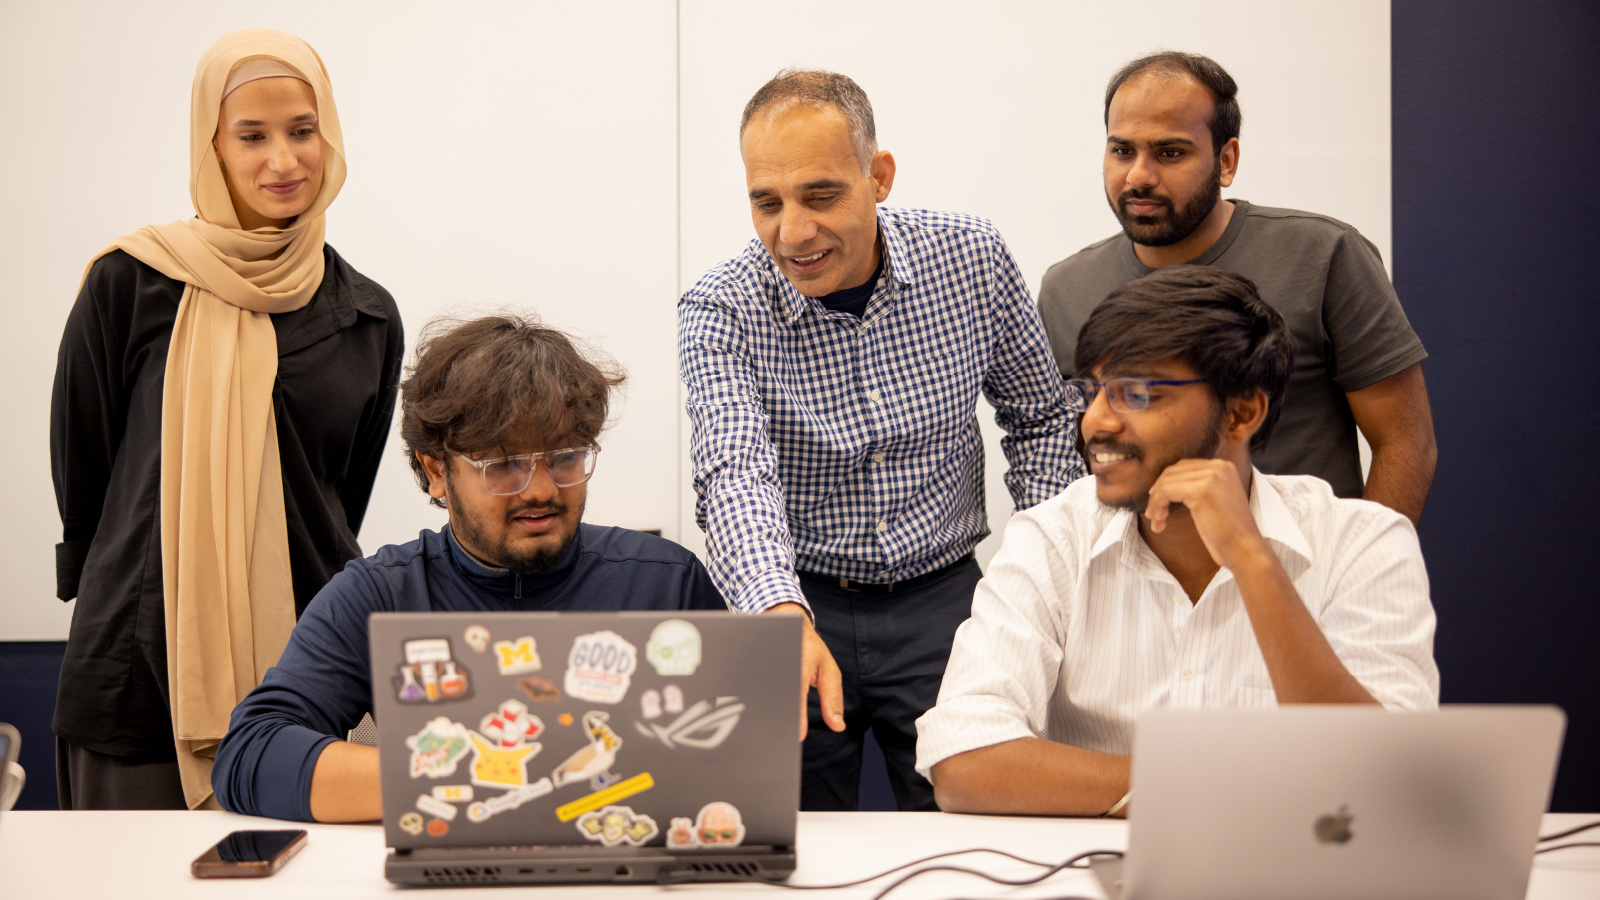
[
  {"xmin": 1067, "ymin": 377, "xmax": 1206, "ymax": 413},
  {"xmin": 453, "ymin": 445, "xmax": 600, "ymax": 494}
]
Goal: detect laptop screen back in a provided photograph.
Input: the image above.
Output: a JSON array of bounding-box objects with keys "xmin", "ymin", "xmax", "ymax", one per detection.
[
  {"xmin": 370, "ymin": 611, "xmax": 801, "ymax": 852},
  {"xmin": 1125, "ymin": 706, "xmax": 1565, "ymax": 900}
]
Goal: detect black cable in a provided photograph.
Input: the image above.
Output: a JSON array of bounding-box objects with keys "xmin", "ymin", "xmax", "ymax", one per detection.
[
  {"xmin": 657, "ymin": 847, "xmax": 1119, "ymax": 891},
  {"xmin": 867, "ymin": 850, "xmax": 1123, "ymax": 900},
  {"xmin": 1534, "ymin": 841, "xmax": 1600, "ymax": 855},
  {"xmin": 656, "ymin": 846, "xmax": 1056, "ymax": 889},
  {"xmin": 1538, "ymin": 819, "xmax": 1600, "ymax": 842},
  {"xmin": 657, "ymin": 846, "xmax": 1075, "ymax": 889}
]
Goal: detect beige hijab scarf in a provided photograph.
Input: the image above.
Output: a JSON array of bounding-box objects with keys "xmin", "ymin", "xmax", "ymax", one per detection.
[{"xmin": 82, "ymin": 28, "xmax": 347, "ymax": 808}]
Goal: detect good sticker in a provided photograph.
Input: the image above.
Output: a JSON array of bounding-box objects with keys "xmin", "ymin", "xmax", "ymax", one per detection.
[{"xmin": 564, "ymin": 630, "xmax": 637, "ymax": 704}]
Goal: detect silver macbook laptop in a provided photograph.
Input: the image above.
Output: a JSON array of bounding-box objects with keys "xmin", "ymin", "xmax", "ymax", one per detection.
[
  {"xmin": 1094, "ymin": 705, "xmax": 1565, "ymax": 900},
  {"xmin": 369, "ymin": 611, "xmax": 801, "ymax": 886}
]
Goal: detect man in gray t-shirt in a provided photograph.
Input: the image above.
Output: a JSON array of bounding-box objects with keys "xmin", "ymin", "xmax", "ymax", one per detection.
[{"xmin": 1039, "ymin": 52, "xmax": 1436, "ymax": 522}]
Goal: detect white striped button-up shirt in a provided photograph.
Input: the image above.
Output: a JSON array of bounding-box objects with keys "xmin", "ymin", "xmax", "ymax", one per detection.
[{"xmin": 915, "ymin": 470, "xmax": 1439, "ymax": 777}]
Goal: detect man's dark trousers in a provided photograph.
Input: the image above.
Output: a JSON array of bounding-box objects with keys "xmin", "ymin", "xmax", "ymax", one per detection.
[{"xmin": 798, "ymin": 558, "xmax": 982, "ymax": 811}]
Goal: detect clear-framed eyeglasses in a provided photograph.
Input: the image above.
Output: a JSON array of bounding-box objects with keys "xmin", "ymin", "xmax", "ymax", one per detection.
[
  {"xmin": 453, "ymin": 445, "xmax": 600, "ymax": 494},
  {"xmin": 1067, "ymin": 377, "xmax": 1206, "ymax": 413}
]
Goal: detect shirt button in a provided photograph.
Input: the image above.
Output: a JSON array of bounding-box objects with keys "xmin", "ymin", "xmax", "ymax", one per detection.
[
  {"xmin": 868, "ymin": 388, "xmax": 882, "ymax": 403},
  {"xmin": 1181, "ymin": 669, "xmax": 1195, "ymax": 681},
  {"xmin": 876, "ymin": 519, "xmax": 888, "ymax": 532},
  {"xmin": 872, "ymin": 451, "xmax": 885, "ymax": 463}
]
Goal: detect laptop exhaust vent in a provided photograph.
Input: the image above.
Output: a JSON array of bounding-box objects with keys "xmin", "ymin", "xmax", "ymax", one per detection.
[
  {"xmin": 685, "ymin": 860, "xmax": 763, "ymax": 877},
  {"xmin": 420, "ymin": 865, "xmax": 504, "ymax": 884}
]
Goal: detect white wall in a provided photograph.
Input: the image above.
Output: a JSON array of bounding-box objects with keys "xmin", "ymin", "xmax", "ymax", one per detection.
[
  {"xmin": 674, "ymin": 0, "xmax": 1393, "ymax": 560},
  {"xmin": 0, "ymin": 1, "xmax": 1390, "ymax": 640}
]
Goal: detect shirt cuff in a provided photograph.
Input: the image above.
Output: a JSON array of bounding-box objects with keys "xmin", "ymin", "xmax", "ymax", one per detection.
[
  {"xmin": 56, "ymin": 540, "xmax": 89, "ymax": 601},
  {"xmin": 731, "ymin": 568, "xmax": 810, "ymax": 617},
  {"xmin": 913, "ymin": 695, "xmax": 1038, "ymax": 781},
  {"xmin": 217, "ymin": 722, "xmax": 337, "ymax": 822}
]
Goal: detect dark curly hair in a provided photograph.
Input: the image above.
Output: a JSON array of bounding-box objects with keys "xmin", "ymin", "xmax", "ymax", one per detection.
[
  {"xmin": 400, "ymin": 314, "xmax": 626, "ymax": 507},
  {"xmin": 1075, "ymin": 265, "xmax": 1294, "ymax": 451}
]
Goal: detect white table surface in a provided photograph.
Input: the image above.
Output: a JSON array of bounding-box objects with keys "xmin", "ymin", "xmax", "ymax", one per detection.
[{"xmin": 2, "ymin": 810, "xmax": 1597, "ymax": 899}]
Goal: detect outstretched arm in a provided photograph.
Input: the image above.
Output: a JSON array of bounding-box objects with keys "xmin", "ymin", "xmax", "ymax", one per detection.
[{"xmin": 676, "ymin": 291, "xmax": 844, "ymax": 738}]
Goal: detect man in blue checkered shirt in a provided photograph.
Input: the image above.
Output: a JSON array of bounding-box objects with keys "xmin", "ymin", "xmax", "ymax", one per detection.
[{"xmin": 677, "ymin": 69, "xmax": 1085, "ymax": 811}]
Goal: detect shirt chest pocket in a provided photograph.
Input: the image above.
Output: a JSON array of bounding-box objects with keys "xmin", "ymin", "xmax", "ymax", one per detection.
[{"xmin": 873, "ymin": 344, "xmax": 984, "ymax": 436}]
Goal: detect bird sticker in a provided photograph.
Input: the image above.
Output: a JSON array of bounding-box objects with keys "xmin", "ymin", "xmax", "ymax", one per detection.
[{"xmin": 551, "ymin": 710, "xmax": 623, "ymax": 790}]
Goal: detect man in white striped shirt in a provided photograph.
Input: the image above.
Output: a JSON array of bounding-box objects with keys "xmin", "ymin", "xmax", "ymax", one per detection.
[{"xmin": 915, "ymin": 266, "xmax": 1438, "ymax": 817}]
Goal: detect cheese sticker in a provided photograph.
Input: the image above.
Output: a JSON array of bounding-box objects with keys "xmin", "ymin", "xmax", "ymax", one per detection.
[{"xmin": 576, "ymin": 805, "xmax": 659, "ymax": 848}]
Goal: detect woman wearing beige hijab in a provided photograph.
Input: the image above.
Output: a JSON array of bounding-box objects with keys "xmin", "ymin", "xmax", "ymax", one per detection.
[{"xmin": 50, "ymin": 28, "xmax": 403, "ymax": 810}]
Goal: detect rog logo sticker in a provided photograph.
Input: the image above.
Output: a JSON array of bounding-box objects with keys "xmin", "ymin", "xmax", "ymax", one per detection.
[{"xmin": 634, "ymin": 696, "xmax": 745, "ymax": 749}]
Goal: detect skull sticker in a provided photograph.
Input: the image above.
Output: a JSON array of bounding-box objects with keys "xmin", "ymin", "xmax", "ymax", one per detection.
[{"xmin": 645, "ymin": 619, "xmax": 702, "ymax": 677}]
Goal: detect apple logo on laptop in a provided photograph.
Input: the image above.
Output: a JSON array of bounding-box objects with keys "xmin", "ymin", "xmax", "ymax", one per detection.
[{"xmin": 1313, "ymin": 804, "xmax": 1354, "ymax": 845}]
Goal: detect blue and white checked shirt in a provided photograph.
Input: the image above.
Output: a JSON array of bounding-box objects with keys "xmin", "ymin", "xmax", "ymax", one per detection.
[{"xmin": 678, "ymin": 207, "xmax": 1086, "ymax": 615}]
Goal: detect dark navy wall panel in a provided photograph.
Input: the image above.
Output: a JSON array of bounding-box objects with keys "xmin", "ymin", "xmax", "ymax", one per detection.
[
  {"xmin": 0, "ymin": 642, "xmax": 65, "ymax": 810},
  {"xmin": 1393, "ymin": 0, "xmax": 1600, "ymax": 811}
]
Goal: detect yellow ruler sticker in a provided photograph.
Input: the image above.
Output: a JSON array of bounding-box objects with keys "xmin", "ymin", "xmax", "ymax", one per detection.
[{"xmin": 554, "ymin": 772, "xmax": 655, "ymax": 822}]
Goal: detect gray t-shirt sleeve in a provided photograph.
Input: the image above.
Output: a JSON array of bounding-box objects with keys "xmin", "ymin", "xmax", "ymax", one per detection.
[
  {"xmin": 1322, "ymin": 228, "xmax": 1429, "ymax": 392},
  {"xmin": 1036, "ymin": 260, "xmax": 1081, "ymax": 377}
]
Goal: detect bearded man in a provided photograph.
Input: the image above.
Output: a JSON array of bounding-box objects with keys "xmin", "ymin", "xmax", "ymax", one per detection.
[
  {"xmin": 918, "ymin": 266, "xmax": 1438, "ymax": 816},
  {"xmin": 1037, "ymin": 52, "xmax": 1436, "ymax": 525}
]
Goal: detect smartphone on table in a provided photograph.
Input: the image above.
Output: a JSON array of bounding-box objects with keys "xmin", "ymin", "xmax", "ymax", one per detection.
[{"xmin": 190, "ymin": 829, "xmax": 308, "ymax": 878}]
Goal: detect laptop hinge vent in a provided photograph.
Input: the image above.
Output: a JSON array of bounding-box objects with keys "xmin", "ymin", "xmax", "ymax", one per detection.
[
  {"xmin": 687, "ymin": 860, "xmax": 761, "ymax": 876},
  {"xmin": 421, "ymin": 865, "xmax": 504, "ymax": 883}
]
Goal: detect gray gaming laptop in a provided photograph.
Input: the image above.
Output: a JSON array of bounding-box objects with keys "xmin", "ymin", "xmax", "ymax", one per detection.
[
  {"xmin": 370, "ymin": 611, "xmax": 801, "ymax": 886},
  {"xmin": 1093, "ymin": 706, "xmax": 1566, "ymax": 900}
]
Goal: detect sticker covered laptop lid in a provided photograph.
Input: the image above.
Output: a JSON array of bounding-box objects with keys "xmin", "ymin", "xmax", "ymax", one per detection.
[{"xmin": 370, "ymin": 611, "xmax": 801, "ymax": 851}]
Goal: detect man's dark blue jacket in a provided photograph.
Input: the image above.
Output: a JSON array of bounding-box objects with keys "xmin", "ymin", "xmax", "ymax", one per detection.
[{"xmin": 212, "ymin": 524, "xmax": 725, "ymax": 821}]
